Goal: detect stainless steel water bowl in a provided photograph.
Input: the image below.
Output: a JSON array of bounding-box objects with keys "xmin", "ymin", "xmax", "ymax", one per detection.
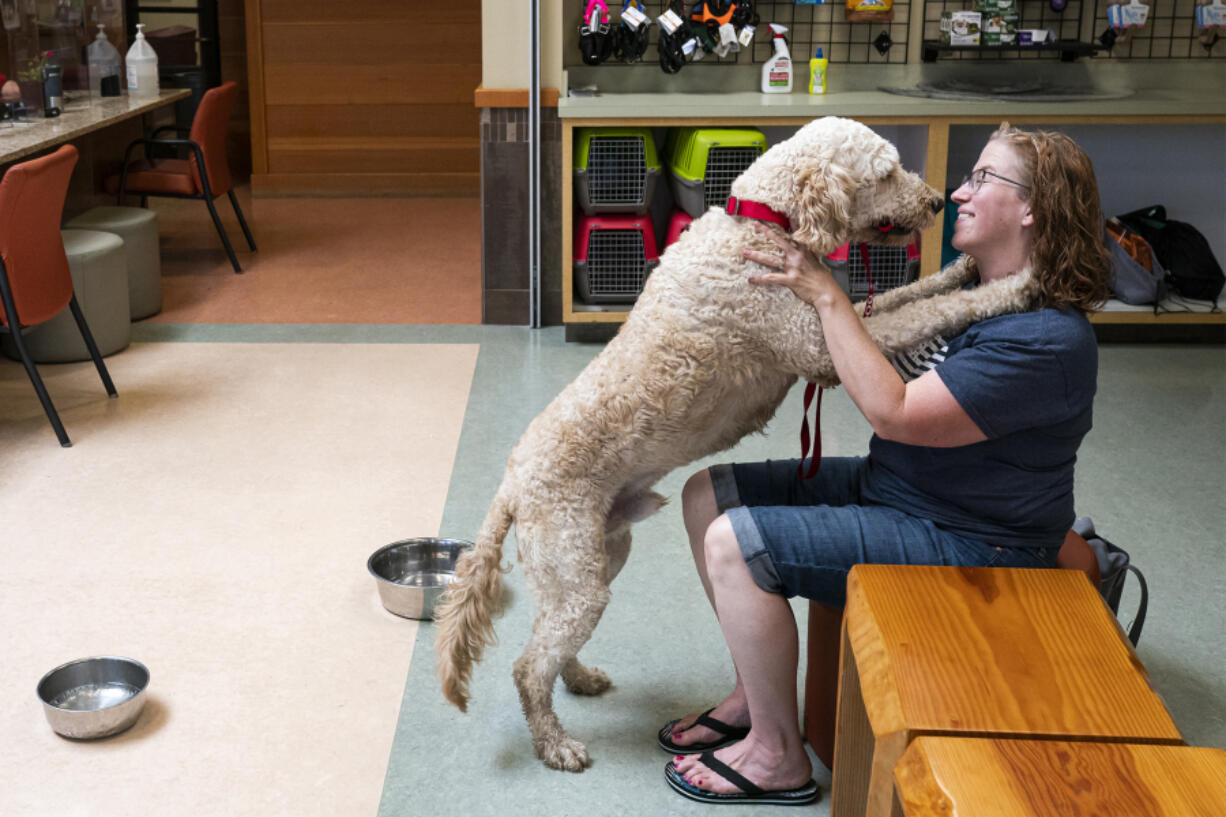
[
  {"xmin": 37, "ymin": 656, "xmax": 150, "ymax": 740},
  {"xmin": 368, "ymin": 538, "xmax": 473, "ymax": 620}
]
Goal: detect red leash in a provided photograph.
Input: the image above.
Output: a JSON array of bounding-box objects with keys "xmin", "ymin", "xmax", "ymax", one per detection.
[{"xmin": 797, "ymin": 242, "xmax": 877, "ymax": 479}]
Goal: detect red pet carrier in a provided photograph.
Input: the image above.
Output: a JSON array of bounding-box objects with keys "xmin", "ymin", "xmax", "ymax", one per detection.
[
  {"xmin": 664, "ymin": 209, "xmax": 693, "ymax": 248},
  {"xmin": 825, "ymin": 240, "xmax": 921, "ymax": 299},
  {"xmin": 573, "ymin": 214, "xmax": 660, "ymax": 305}
]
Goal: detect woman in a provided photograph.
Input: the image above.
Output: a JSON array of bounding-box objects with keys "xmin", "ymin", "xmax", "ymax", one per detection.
[{"xmin": 661, "ymin": 123, "xmax": 1113, "ymax": 805}]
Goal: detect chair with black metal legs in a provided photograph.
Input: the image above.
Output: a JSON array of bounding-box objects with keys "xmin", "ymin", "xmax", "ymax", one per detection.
[
  {"xmin": 105, "ymin": 80, "xmax": 255, "ymax": 274},
  {"xmin": 0, "ymin": 145, "xmax": 118, "ymax": 448}
]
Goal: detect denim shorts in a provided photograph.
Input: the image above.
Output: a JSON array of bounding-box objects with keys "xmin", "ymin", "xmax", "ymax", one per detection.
[{"xmin": 710, "ymin": 457, "xmax": 1055, "ymax": 607}]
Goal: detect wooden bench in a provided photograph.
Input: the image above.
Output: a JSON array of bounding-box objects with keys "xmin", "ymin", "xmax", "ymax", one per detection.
[
  {"xmin": 803, "ymin": 530, "xmax": 1103, "ymax": 768},
  {"xmin": 829, "ymin": 564, "xmax": 1182, "ymax": 817},
  {"xmin": 894, "ymin": 736, "xmax": 1226, "ymax": 816}
]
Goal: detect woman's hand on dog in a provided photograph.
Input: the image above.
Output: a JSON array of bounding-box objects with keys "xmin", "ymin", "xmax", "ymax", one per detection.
[{"xmin": 744, "ymin": 224, "xmax": 848, "ymax": 310}]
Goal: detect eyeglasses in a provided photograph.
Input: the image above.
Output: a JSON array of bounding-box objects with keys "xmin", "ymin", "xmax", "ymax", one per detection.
[{"xmin": 961, "ymin": 167, "xmax": 1030, "ymax": 193}]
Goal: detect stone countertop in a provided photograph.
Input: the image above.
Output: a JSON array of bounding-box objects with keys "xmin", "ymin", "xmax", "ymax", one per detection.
[
  {"xmin": 558, "ymin": 63, "xmax": 1226, "ymax": 120},
  {"xmin": 0, "ymin": 89, "xmax": 191, "ymax": 166}
]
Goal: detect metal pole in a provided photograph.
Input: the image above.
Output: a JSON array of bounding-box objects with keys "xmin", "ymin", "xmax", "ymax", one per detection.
[{"xmin": 528, "ymin": 0, "xmax": 542, "ymax": 328}]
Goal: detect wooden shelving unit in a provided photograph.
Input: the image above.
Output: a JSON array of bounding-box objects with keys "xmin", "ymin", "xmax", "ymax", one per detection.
[{"xmin": 560, "ymin": 111, "xmax": 1225, "ymax": 336}]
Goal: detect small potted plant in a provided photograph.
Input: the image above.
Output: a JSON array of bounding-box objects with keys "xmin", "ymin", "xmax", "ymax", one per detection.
[{"xmin": 14, "ymin": 51, "xmax": 52, "ymax": 114}]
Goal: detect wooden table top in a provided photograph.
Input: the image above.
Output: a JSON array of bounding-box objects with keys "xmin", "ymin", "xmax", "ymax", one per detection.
[
  {"xmin": 845, "ymin": 565, "xmax": 1182, "ymax": 743},
  {"xmin": 895, "ymin": 736, "xmax": 1226, "ymax": 817},
  {"xmin": 0, "ymin": 89, "xmax": 190, "ymax": 167}
]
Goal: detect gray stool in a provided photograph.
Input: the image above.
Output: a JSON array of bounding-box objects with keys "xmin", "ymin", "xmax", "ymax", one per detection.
[
  {"xmin": 2, "ymin": 230, "xmax": 130, "ymax": 363},
  {"xmin": 64, "ymin": 205, "xmax": 161, "ymax": 319}
]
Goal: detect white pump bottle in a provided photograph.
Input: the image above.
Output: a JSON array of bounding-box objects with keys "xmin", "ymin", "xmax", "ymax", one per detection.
[
  {"xmin": 126, "ymin": 23, "xmax": 160, "ymax": 97},
  {"xmin": 760, "ymin": 24, "xmax": 792, "ymax": 93}
]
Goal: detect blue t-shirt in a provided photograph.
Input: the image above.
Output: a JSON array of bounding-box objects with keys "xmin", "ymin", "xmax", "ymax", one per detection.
[{"xmin": 862, "ymin": 307, "xmax": 1098, "ymax": 550}]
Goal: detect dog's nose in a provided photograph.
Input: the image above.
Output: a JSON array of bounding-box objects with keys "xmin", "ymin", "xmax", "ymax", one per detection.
[{"xmin": 930, "ymin": 198, "xmax": 944, "ymax": 215}]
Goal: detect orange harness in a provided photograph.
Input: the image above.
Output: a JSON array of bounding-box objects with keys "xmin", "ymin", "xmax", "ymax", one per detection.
[{"xmin": 690, "ymin": 1, "xmax": 738, "ymax": 26}]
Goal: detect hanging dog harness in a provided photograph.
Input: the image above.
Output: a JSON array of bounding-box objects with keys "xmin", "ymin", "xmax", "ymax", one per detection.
[
  {"xmin": 613, "ymin": 0, "xmax": 652, "ymax": 63},
  {"xmin": 578, "ymin": 0, "xmax": 614, "ymax": 66},
  {"xmin": 657, "ymin": 0, "xmax": 691, "ymax": 73}
]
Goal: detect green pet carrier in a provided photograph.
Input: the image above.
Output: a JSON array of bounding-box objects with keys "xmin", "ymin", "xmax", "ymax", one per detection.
[
  {"xmin": 665, "ymin": 128, "xmax": 767, "ymax": 218},
  {"xmin": 573, "ymin": 127, "xmax": 662, "ymax": 215}
]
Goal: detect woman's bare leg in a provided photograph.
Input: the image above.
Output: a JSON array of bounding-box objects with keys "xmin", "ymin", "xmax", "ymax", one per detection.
[
  {"xmin": 673, "ymin": 515, "xmax": 812, "ymax": 793},
  {"xmin": 667, "ymin": 471, "xmax": 749, "ymax": 748}
]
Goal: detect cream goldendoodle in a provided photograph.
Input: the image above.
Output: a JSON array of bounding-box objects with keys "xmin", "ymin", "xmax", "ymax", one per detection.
[{"xmin": 434, "ymin": 117, "xmax": 1038, "ymax": 771}]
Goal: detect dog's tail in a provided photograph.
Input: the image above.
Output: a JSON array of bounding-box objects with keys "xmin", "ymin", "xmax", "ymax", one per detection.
[{"xmin": 434, "ymin": 488, "xmax": 514, "ymax": 713}]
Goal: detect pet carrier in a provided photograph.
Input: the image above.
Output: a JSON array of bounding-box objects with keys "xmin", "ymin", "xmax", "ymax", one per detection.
[
  {"xmin": 573, "ymin": 214, "xmax": 660, "ymax": 305},
  {"xmin": 825, "ymin": 241, "xmax": 921, "ymax": 299},
  {"xmin": 665, "ymin": 127, "xmax": 766, "ymax": 218},
  {"xmin": 664, "ymin": 209, "xmax": 693, "ymax": 248},
  {"xmin": 573, "ymin": 127, "xmax": 662, "ymax": 215}
]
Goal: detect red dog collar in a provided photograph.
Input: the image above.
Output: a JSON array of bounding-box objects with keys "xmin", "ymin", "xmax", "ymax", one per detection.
[{"xmin": 726, "ymin": 196, "xmax": 791, "ymax": 232}]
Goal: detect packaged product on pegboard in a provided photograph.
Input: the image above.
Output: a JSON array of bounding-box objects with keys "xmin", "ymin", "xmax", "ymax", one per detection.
[
  {"xmin": 845, "ymin": 0, "xmax": 893, "ymax": 22},
  {"xmin": 977, "ymin": 0, "xmax": 1019, "ymax": 45}
]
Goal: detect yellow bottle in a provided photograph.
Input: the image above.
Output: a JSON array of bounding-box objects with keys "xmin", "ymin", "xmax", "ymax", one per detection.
[{"xmin": 808, "ymin": 47, "xmax": 828, "ymax": 95}]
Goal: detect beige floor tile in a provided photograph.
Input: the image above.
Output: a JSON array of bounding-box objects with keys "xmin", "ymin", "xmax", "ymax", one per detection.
[{"xmin": 0, "ymin": 341, "xmax": 476, "ymax": 816}]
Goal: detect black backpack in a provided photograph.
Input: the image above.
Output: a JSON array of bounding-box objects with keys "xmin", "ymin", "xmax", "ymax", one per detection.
[
  {"xmin": 1116, "ymin": 205, "xmax": 1225, "ymax": 304},
  {"xmin": 1073, "ymin": 517, "xmax": 1148, "ymax": 646}
]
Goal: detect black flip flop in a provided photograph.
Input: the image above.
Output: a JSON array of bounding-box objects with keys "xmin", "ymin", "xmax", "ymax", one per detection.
[
  {"xmin": 665, "ymin": 752, "xmax": 821, "ymax": 806},
  {"xmin": 657, "ymin": 708, "xmax": 749, "ymax": 754}
]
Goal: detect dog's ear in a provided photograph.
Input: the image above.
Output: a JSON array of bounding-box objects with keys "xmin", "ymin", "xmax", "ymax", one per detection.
[
  {"xmin": 867, "ymin": 141, "xmax": 900, "ymax": 179},
  {"xmin": 789, "ymin": 159, "xmax": 855, "ymax": 254}
]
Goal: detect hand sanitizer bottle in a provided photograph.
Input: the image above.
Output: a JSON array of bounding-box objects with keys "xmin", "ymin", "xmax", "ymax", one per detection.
[
  {"xmin": 760, "ymin": 24, "xmax": 792, "ymax": 93},
  {"xmin": 88, "ymin": 24, "xmax": 123, "ymax": 97},
  {"xmin": 126, "ymin": 23, "xmax": 159, "ymax": 97}
]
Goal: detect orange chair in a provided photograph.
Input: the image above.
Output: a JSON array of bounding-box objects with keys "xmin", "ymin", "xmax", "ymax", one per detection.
[
  {"xmin": 107, "ymin": 81, "xmax": 255, "ymax": 273},
  {"xmin": 0, "ymin": 145, "xmax": 118, "ymax": 447}
]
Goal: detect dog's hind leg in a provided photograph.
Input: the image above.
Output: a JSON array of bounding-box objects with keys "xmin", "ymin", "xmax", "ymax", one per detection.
[
  {"xmin": 513, "ymin": 523, "xmax": 612, "ymax": 771},
  {"xmin": 560, "ymin": 525, "xmax": 632, "ymax": 697}
]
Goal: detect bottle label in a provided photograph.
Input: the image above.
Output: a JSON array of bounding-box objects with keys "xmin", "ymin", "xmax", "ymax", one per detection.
[{"xmin": 769, "ymin": 61, "xmax": 790, "ymax": 85}]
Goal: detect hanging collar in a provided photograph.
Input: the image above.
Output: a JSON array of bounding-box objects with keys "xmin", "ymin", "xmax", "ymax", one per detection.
[{"xmin": 726, "ymin": 196, "xmax": 791, "ymax": 232}]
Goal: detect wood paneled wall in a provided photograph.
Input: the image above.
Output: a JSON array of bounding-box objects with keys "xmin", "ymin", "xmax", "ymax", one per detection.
[
  {"xmin": 245, "ymin": 0, "xmax": 481, "ymax": 196},
  {"xmin": 220, "ymin": 0, "xmax": 251, "ymax": 177}
]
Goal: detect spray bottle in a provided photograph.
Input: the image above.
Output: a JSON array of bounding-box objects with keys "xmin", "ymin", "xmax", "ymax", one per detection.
[
  {"xmin": 808, "ymin": 47, "xmax": 828, "ymax": 94},
  {"xmin": 760, "ymin": 24, "xmax": 792, "ymax": 93}
]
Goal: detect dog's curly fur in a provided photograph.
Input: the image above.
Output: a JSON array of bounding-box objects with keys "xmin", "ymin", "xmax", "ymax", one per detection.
[{"xmin": 433, "ymin": 117, "xmax": 1040, "ymax": 771}]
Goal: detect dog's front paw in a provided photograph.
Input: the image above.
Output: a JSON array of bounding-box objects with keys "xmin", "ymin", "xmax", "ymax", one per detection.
[
  {"xmin": 561, "ymin": 661, "xmax": 612, "ymax": 695},
  {"xmin": 538, "ymin": 735, "xmax": 592, "ymax": 772}
]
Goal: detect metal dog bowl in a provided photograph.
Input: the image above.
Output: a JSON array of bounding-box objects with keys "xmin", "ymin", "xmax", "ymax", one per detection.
[
  {"xmin": 368, "ymin": 538, "xmax": 473, "ymax": 620},
  {"xmin": 37, "ymin": 656, "xmax": 150, "ymax": 739}
]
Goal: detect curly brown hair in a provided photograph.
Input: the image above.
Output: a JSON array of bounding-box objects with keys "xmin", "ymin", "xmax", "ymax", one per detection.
[{"xmin": 990, "ymin": 122, "xmax": 1113, "ymax": 312}]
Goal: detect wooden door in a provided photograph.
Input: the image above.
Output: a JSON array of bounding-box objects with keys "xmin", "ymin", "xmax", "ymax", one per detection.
[{"xmin": 246, "ymin": 0, "xmax": 481, "ymax": 196}]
